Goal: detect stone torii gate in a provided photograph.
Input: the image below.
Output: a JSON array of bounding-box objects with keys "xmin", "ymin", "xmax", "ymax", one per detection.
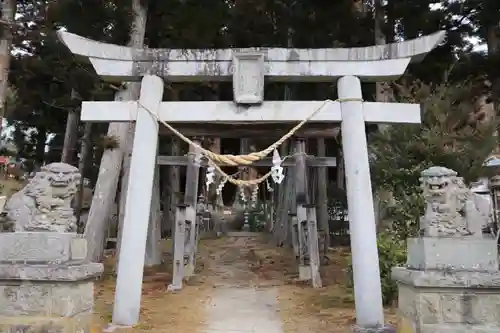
[{"xmin": 58, "ymin": 30, "xmax": 445, "ymax": 330}]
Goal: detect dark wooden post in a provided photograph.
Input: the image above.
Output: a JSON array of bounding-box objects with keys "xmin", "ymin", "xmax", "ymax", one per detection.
[
  {"xmin": 183, "ymin": 138, "xmax": 202, "ymax": 277},
  {"xmin": 289, "ymin": 169, "xmax": 299, "ymax": 257},
  {"xmin": 294, "ymin": 138, "xmax": 308, "ymax": 205},
  {"xmin": 295, "ymin": 138, "xmax": 322, "ymax": 287},
  {"xmin": 167, "ymin": 204, "xmax": 187, "ymax": 292},
  {"xmin": 163, "ymin": 137, "xmax": 180, "ymax": 236},
  {"xmin": 294, "ymin": 138, "xmax": 309, "ymax": 280},
  {"xmin": 273, "ymin": 141, "xmax": 292, "ymax": 246},
  {"xmin": 239, "ymin": 138, "xmax": 251, "ymax": 230},
  {"xmin": 306, "ymin": 204, "xmax": 322, "ymax": 288},
  {"xmin": 184, "ymin": 138, "xmax": 202, "ymax": 207},
  {"xmin": 316, "ymin": 138, "xmax": 330, "ymax": 249}
]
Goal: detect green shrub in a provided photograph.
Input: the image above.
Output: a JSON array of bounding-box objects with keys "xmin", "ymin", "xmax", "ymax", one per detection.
[
  {"xmin": 349, "ymin": 79, "xmax": 498, "ymax": 306},
  {"xmin": 248, "ymin": 200, "xmax": 272, "ymax": 231},
  {"xmin": 382, "ymin": 189, "xmax": 424, "ymax": 240},
  {"xmin": 346, "ymin": 231, "xmax": 407, "ymax": 306}
]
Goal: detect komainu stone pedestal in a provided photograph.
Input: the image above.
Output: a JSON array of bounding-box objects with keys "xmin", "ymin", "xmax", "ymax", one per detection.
[
  {"xmin": 0, "ymin": 232, "xmax": 103, "ymax": 333},
  {"xmin": 392, "ymin": 237, "xmax": 500, "ymax": 333}
]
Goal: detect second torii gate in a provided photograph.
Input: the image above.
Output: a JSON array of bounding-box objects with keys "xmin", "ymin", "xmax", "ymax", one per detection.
[{"xmin": 58, "ymin": 30, "xmax": 445, "ymax": 331}]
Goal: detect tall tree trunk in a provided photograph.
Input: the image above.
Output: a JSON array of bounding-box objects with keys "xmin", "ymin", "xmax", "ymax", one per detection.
[
  {"xmin": 84, "ymin": 90, "xmax": 134, "ymax": 262},
  {"xmin": 374, "ymin": 0, "xmax": 393, "ymax": 106},
  {"xmin": 486, "ymin": 20, "xmax": 500, "ymax": 146},
  {"xmin": 115, "ymin": 119, "xmax": 134, "ymax": 261},
  {"xmin": 351, "ymin": 0, "xmax": 369, "ymax": 18},
  {"xmin": 75, "ymin": 122, "xmax": 92, "ymax": 231},
  {"xmin": 487, "ymin": 24, "xmax": 500, "ymax": 56},
  {"xmin": 335, "ymin": 147, "xmax": 345, "ymax": 190},
  {"xmin": 61, "ymin": 109, "xmax": 79, "ymax": 164},
  {"xmin": 35, "ymin": 127, "xmax": 47, "ymax": 165},
  {"xmin": 85, "ymin": 0, "xmax": 148, "ymax": 263},
  {"xmin": 114, "ymin": 0, "xmax": 148, "ymax": 264},
  {"xmin": 0, "ymin": 0, "xmax": 15, "ymax": 133},
  {"xmin": 373, "ymin": 0, "xmax": 395, "ymax": 231}
]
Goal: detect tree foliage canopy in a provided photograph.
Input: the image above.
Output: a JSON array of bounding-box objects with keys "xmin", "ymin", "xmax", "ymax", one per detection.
[
  {"xmin": 2, "ymin": 0, "xmax": 500, "ymax": 169},
  {"xmin": 371, "ymin": 79, "xmax": 498, "ymax": 195}
]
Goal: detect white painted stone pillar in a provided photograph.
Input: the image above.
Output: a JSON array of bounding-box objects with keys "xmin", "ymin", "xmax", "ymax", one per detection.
[
  {"xmin": 337, "ymin": 76, "xmax": 384, "ymax": 328},
  {"xmin": 112, "ymin": 75, "xmax": 164, "ymax": 326}
]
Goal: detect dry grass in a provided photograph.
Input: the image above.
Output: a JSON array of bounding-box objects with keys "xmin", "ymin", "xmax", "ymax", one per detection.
[
  {"xmin": 248, "ymin": 245, "xmax": 397, "ymax": 333},
  {"xmin": 0, "ymin": 179, "xmax": 210, "ymax": 332},
  {"xmin": 87, "ymin": 233, "xmax": 396, "ymax": 333},
  {"xmin": 0, "ymin": 177, "xmax": 24, "ymax": 197},
  {"xmin": 91, "ymin": 247, "xmax": 211, "ymax": 333}
]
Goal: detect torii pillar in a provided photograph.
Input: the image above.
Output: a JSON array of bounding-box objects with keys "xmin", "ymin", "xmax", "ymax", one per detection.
[{"xmin": 58, "ymin": 29, "xmax": 445, "ymax": 331}]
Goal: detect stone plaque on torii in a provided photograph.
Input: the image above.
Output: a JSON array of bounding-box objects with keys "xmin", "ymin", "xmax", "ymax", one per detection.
[{"xmin": 58, "ymin": 30, "xmax": 445, "ymax": 331}]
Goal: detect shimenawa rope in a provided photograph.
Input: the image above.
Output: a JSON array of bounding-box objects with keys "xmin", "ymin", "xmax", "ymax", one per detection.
[{"xmin": 137, "ymin": 97, "xmax": 362, "ymax": 186}]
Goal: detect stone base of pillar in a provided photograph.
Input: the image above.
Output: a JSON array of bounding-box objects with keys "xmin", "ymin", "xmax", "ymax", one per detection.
[
  {"xmin": 351, "ymin": 324, "xmax": 396, "ymax": 332},
  {"xmin": 103, "ymin": 324, "xmax": 132, "ymax": 332},
  {"xmin": 0, "ymin": 232, "xmax": 103, "ymax": 333},
  {"xmin": 298, "ymin": 265, "xmax": 311, "ymax": 280},
  {"xmin": 392, "ymin": 237, "xmax": 500, "ymax": 333}
]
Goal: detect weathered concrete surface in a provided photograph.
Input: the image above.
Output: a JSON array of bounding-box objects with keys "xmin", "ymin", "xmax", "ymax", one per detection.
[
  {"xmin": 393, "ymin": 253, "xmax": 500, "ymax": 332},
  {"xmin": 0, "ymin": 277, "xmax": 99, "ymax": 333},
  {"xmin": 406, "ymin": 237, "xmax": 499, "ymax": 272},
  {"xmin": 204, "ymin": 287, "xmax": 283, "ymax": 333},
  {"xmin": 0, "ymin": 262, "xmax": 103, "ymax": 281},
  {"xmin": 112, "ymin": 75, "xmax": 163, "ymax": 326},
  {"xmin": 352, "ymin": 325, "xmax": 396, "ymax": 333},
  {"xmin": 338, "ymin": 76, "xmax": 385, "ymax": 327},
  {"xmin": 57, "ymin": 30, "xmax": 445, "ymax": 82},
  {"xmin": 392, "ymin": 267, "xmax": 500, "ymax": 288},
  {"xmin": 0, "ymin": 282, "xmax": 94, "ymax": 317},
  {"xmin": 0, "ymin": 232, "xmax": 87, "ymax": 263},
  {"xmin": 80, "ymin": 100, "xmax": 422, "ymax": 124},
  {"xmin": 0, "ymin": 310, "xmax": 93, "ymax": 333},
  {"xmin": 393, "ymin": 280, "xmax": 500, "ymax": 333},
  {"xmin": 0, "ymin": 233, "xmax": 103, "ymax": 333}
]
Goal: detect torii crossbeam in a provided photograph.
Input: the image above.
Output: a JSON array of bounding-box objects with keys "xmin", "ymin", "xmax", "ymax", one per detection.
[{"xmin": 58, "ymin": 30, "xmax": 444, "ymax": 82}]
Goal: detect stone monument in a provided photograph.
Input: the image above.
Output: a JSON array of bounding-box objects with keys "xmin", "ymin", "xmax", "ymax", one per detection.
[
  {"xmin": 0, "ymin": 162, "xmax": 103, "ymax": 333},
  {"xmin": 392, "ymin": 166, "xmax": 500, "ymax": 333}
]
